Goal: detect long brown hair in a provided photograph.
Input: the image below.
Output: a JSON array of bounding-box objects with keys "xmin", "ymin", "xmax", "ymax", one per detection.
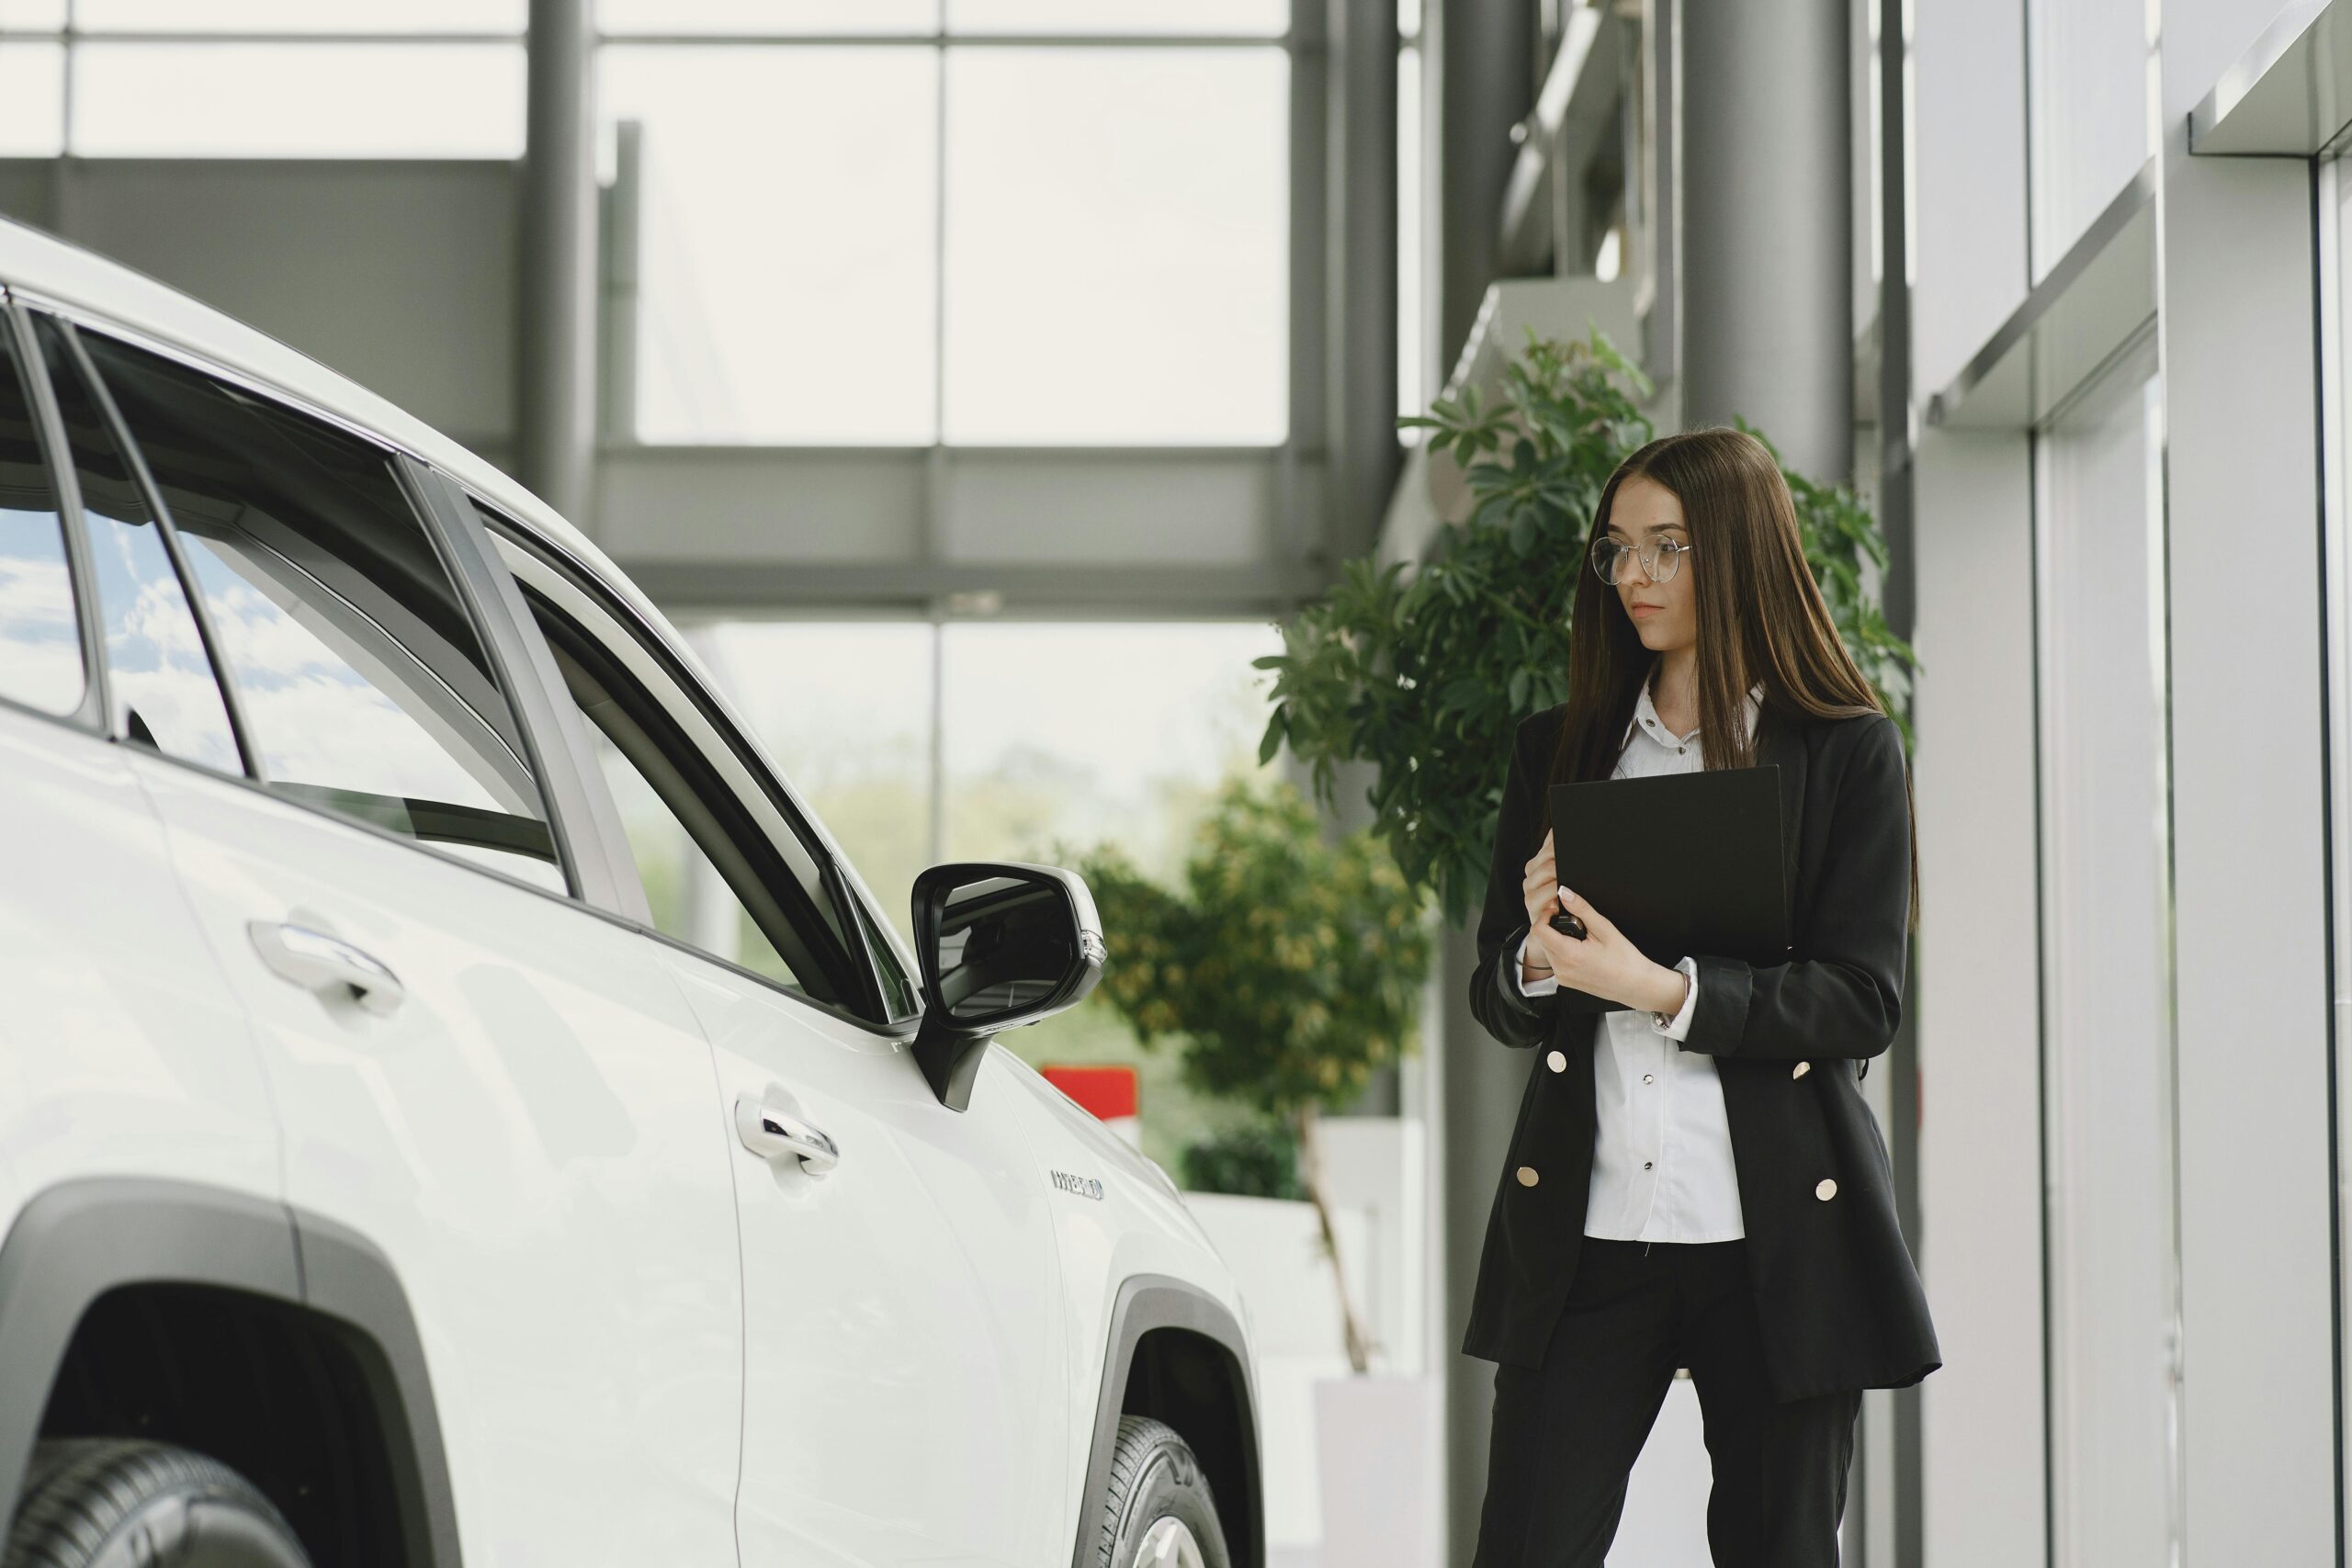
[{"xmin": 1546, "ymin": 426, "xmax": 1920, "ymax": 931}]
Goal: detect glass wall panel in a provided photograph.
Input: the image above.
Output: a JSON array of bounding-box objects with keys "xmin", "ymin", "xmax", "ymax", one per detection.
[
  {"xmin": 601, "ymin": 45, "xmax": 940, "ymax": 444},
  {"xmin": 0, "ymin": 1, "xmax": 67, "ymax": 28},
  {"xmin": 0, "ymin": 44, "xmax": 63, "ymax": 156},
  {"xmin": 946, "ymin": 0, "xmax": 1285, "ymax": 36},
  {"xmin": 941, "ymin": 47, "xmax": 1287, "ymax": 444},
  {"xmin": 601, "ymin": 0, "xmax": 937, "ymax": 33},
  {"xmin": 74, "ymin": 1, "xmax": 525, "ymax": 31},
  {"xmin": 70, "ymin": 42, "xmax": 524, "ymax": 157},
  {"xmin": 2034, "ymin": 345, "xmax": 2179, "ymax": 1566}
]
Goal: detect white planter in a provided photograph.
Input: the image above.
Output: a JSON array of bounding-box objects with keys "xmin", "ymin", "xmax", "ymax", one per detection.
[{"xmin": 1311, "ymin": 1372, "xmax": 1440, "ymax": 1568}]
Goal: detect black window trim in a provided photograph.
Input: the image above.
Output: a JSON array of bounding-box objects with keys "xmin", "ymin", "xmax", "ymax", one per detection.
[
  {"xmin": 0, "ymin": 294, "xmax": 107, "ymax": 738},
  {"xmin": 5, "ymin": 298, "xmax": 588, "ymax": 911},
  {"xmin": 474, "ymin": 502, "xmax": 921, "ymax": 1036},
  {"xmin": 62, "ymin": 316, "xmax": 588, "ymax": 892},
  {"xmin": 45, "ymin": 312, "xmax": 265, "ymax": 778}
]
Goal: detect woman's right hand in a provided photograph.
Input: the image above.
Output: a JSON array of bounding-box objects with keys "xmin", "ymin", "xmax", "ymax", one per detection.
[{"xmin": 1520, "ymin": 829, "xmax": 1561, "ymax": 976}]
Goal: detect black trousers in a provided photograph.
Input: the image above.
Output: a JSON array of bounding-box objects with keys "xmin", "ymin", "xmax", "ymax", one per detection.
[{"xmin": 1471, "ymin": 1237, "xmax": 1861, "ymax": 1568}]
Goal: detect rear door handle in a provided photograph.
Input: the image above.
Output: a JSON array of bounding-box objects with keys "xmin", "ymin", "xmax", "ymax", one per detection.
[
  {"xmin": 734, "ymin": 1096, "xmax": 840, "ymax": 1176},
  {"xmin": 248, "ymin": 920, "xmax": 406, "ymax": 1016}
]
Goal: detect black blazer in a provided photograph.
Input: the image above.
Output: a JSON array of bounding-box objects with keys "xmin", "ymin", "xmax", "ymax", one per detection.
[{"xmin": 1460, "ymin": 698, "xmax": 1941, "ymax": 1403}]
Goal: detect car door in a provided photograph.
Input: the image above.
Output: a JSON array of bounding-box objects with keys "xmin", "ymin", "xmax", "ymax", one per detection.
[
  {"xmin": 29, "ymin": 310, "xmax": 747, "ymax": 1566},
  {"xmin": 489, "ymin": 519, "xmax": 1070, "ymax": 1568}
]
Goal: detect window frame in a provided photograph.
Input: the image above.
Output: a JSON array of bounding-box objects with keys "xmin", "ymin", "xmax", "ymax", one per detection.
[
  {"xmin": 478, "ymin": 506, "xmax": 913, "ymax": 1034},
  {"xmin": 10, "ymin": 289, "xmax": 594, "ymax": 909},
  {"xmin": 42, "ymin": 310, "xmax": 263, "ymax": 778},
  {"xmin": 0, "ymin": 294, "xmax": 105, "ymax": 735}
]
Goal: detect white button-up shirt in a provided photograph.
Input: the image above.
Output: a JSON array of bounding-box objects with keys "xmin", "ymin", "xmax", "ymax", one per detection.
[{"xmin": 1511, "ymin": 676, "xmax": 1764, "ymax": 1242}]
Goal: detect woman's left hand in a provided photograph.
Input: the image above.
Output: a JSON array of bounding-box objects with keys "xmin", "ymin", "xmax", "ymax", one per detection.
[{"xmin": 1529, "ymin": 886, "xmax": 1684, "ymax": 1013}]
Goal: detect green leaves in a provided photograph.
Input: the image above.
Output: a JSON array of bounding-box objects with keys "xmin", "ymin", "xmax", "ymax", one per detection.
[
  {"xmin": 1072, "ymin": 775, "xmax": 1432, "ymax": 1120},
  {"xmin": 1254, "ymin": 326, "xmax": 1923, "ymax": 928}
]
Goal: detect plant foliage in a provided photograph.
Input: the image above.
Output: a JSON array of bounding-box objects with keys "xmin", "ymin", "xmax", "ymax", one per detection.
[
  {"xmin": 1254, "ymin": 326, "xmax": 1920, "ymax": 927},
  {"xmin": 1074, "ymin": 773, "xmax": 1431, "ymax": 1119}
]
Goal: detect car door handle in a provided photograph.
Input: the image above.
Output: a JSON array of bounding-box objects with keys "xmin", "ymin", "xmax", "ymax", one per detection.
[
  {"xmin": 247, "ymin": 920, "xmax": 406, "ymax": 1016},
  {"xmin": 734, "ymin": 1097, "xmax": 840, "ymax": 1176}
]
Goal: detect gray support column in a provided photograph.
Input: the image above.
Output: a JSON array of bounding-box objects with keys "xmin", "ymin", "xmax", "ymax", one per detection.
[
  {"xmin": 1436, "ymin": 0, "xmax": 1537, "ymax": 372},
  {"xmin": 1285, "ymin": 3, "xmax": 1329, "ymax": 570},
  {"xmin": 1328, "ymin": 0, "xmax": 1400, "ymax": 561},
  {"xmin": 1679, "ymin": 0, "xmax": 1851, "ymax": 479},
  {"xmin": 1432, "ymin": 5, "xmax": 1537, "ymax": 1555},
  {"xmin": 520, "ymin": 0, "xmax": 598, "ymax": 528}
]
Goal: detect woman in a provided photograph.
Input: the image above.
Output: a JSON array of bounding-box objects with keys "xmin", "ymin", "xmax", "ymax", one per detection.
[{"xmin": 1462, "ymin": 427, "xmax": 1939, "ymax": 1568}]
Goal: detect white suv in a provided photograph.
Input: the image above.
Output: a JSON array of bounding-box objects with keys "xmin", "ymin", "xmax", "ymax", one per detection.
[{"xmin": 0, "ymin": 214, "xmax": 1259, "ymax": 1568}]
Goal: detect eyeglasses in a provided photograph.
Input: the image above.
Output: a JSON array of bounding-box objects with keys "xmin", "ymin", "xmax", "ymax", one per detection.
[{"xmin": 1589, "ymin": 535, "xmax": 1693, "ymax": 586}]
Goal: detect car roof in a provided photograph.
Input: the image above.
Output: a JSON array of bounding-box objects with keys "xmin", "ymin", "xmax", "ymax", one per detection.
[{"xmin": 0, "ymin": 209, "xmax": 679, "ymax": 649}]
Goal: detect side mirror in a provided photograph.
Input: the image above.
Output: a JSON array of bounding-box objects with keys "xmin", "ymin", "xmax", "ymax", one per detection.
[{"xmin": 909, "ymin": 861, "xmax": 1105, "ymax": 1111}]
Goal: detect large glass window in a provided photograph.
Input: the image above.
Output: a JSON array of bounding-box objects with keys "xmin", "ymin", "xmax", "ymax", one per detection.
[
  {"xmin": 0, "ymin": 12, "xmax": 524, "ymax": 158},
  {"xmin": 35, "ymin": 318, "xmax": 239, "ymax": 772},
  {"xmin": 0, "ymin": 42, "xmax": 64, "ymax": 156},
  {"xmin": 946, "ymin": 0, "xmax": 1284, "ymax": 33},
  {"xmin": 599, "ymin": 46, "xmax": 939, "ymax": 444},
  {"xmin": 79, "ymin": 329, "xmax": 562, "ymax": 891},
  {"xmin": 940, "ymin": 47, "xmax": 1287, "ymax": 444},
  {"xmin": 600, "ymin": 0, "xmax": 935, "ymax": 34},
  {"xmin": 71, "ymin": 42, "xmax": 524, "ymax": 158},
  {"xmin": 601, "ymin": 16, "xmax": 1290, "ymax": 446},
  {"xmin": 0, "ymin": 321, "xmax": 84, "ymax": 717},
  {"xmin": 74, "ymin": 1, "xmax": 523, "ymax": 29}
]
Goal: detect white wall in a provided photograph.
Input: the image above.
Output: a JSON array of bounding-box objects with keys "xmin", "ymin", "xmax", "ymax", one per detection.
[
  {"xmin": 2154, "ymin": 98, "xmax": 2335, "ymax": 1568},
  {"xmin": 1906, "ymin": 0, "xmax": 2349, "ymax": 1559},
  {"xmin": 1910, "ymin": 0, "xmax": 2028, "ymax": 400},
  {"xmin": 1911, "ymin": 426, "xmax": 2046, "ymax": 1568}
]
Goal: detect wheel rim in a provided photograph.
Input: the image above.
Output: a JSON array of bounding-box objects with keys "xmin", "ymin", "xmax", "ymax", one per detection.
[{"xmin": 1133, "ymin": 1514, "xmax": 1206, "ymax": 1568}]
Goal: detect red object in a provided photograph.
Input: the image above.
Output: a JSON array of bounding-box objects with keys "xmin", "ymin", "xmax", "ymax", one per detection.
[{"xmin": 1041, "ymin": 1065, "xmax": 1138, "ymax": 1122}]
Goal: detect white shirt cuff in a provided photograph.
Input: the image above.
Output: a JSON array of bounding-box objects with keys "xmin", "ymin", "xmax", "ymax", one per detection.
[
  {"xmin": 1650, "ymin": 954, "xmax": 1701, "ymax": 1040},
  {"xmin": 1512, "ymin": 930, "xmax": 1560, "ymax": 996}
]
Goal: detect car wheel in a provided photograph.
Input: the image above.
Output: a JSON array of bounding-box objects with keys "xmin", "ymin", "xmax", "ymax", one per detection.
[
  {"xmin": 1092, "ymin": 1415, "xmax": 1230, "ymax": 1568},
  {"xmin": 4, "ymin": 1438, "xmax": 311, "ymax": 1568}
]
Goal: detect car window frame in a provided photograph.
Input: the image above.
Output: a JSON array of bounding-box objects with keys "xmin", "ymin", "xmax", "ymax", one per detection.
[
  {"xmin": 473, "ymin": 507, "xmax": 911, "ymax": 1034},
  {"xmin": 7, "ymin": 289, "xmax": 600, "ymax": 910},
  {"xmin": 0, "ymin": 295, "xmax": 105, "ymax": 736},
  {"xmin": 42, "ymin": 310, "xmax": 265, "ymax": 779}
]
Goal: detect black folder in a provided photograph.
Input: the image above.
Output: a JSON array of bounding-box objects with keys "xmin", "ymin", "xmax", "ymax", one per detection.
[{"xmin": 1540, "ymin": 764, "xmax": 1792, "ymax": 1013}]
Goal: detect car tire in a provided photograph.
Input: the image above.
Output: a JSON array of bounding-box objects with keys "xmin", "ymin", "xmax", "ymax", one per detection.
[
  {"xmin": 4, "ymin": 1438, "xmax": 311, "ymax": 1568},
  {"xmin": 1091, "ymin": 1415, "xmax": 1230, "ymax": 1568}
]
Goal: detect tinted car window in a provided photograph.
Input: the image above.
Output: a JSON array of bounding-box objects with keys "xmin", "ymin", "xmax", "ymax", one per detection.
[
  {"xmin": 77, "ymin": 330, "xmax": 562, "ymax": 891},
  {"xmin": 582, "ymin": 675, "xmax": 813, "ymax": 993},
  {"xmin": 35, "ymin": 317, "xmax": 238, "ymax": 770},
  {"xmin": 0, "ymin": 321, "xmax": 84, "ymax": 717},
  {"xmin": 526, "ymin": 583, "xmax": 860, "ymax": 1008}
]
